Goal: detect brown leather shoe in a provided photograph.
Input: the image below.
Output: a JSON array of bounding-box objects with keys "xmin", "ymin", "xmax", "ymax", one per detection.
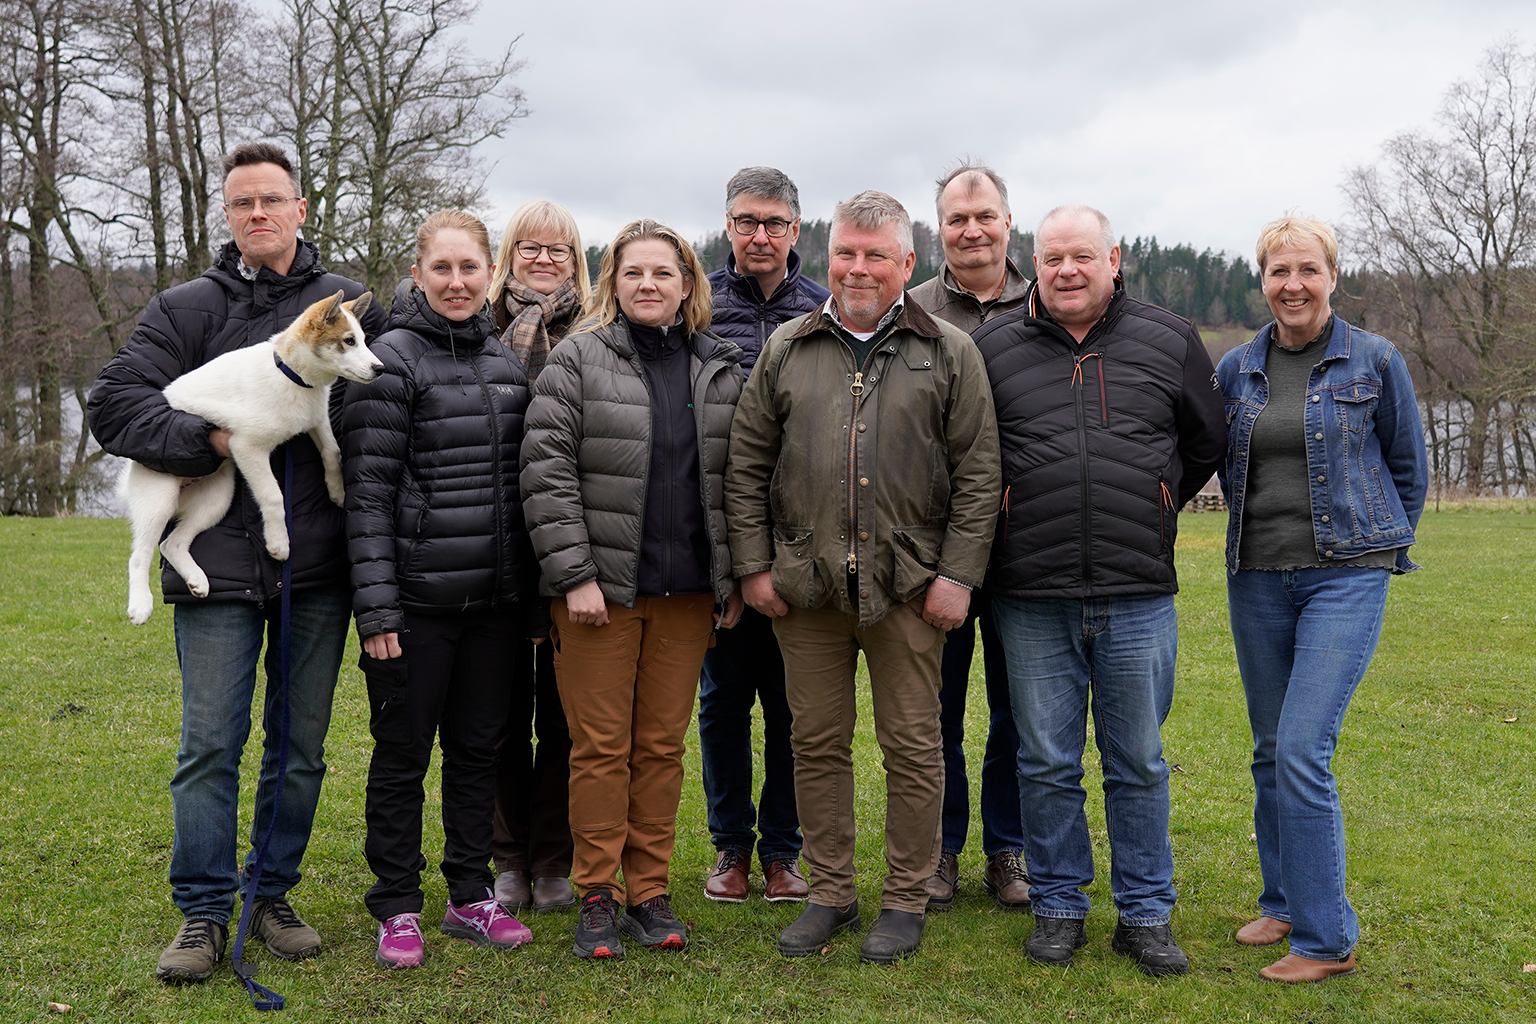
[
  {"xmin": 704, "ymin": 848, "xmax": 749, "ymax": 903},
  {"xmin": 1259, "ymin": 951, "xmax": 1356, "ymax": 982},
  {"xmin": 1236, "ymin": 915, "xmax": 1292, "ymax": 947},
  {"xmin": 982, "ymin": 851, "xmax": 1031, "ymax": 909},
  {"xmin": 532, "ymin": 875, "xmax": 577, "ymax": 912},
  {"xmin": 762, "ymin": 857, "xmax": 809, "ymax": 902},
  {"xmin": 494, "ymin": 869, "xmax": 532, "ymax": 913},
  {"xmin": 924, "ymin": 851, "xmax": 959, "ymax": 910}
]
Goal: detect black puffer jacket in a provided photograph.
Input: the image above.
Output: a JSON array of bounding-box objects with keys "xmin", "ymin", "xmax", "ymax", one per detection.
[
  {"xmin": 519, "ymin": 317, "xmax": 743, "ymax": 608},
  {"xmin": 87, "ymin": 240, "xmax": 386, "ymax": 603},
  {"xmin": 341, "ymin": 286, "xmax": 537, "ymax": 638},
  {"xmin": 972, "ymin": 280, "xmax": 1226, "ymax": 599},
  {"xmin": 705, "ymin": 250, "xmax": 829, "ymax": 376}
]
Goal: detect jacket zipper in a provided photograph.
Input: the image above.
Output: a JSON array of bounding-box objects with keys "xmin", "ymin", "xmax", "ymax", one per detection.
[
  {"xmin": 847, "ymin": 364, "xmax": 864, "ymax": 580},
  {"xmin": 1072, "ymin": 343, "xmax": 1093, "ymax": 588}
]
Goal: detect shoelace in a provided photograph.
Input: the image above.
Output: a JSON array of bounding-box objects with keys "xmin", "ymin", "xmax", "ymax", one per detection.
[
  {"xmin": 716, "ymin": 849, "xmax": 747, "ymax": 873},
  {"xmin": 383, "ymin": 914, "xmax": 421, "ymax": 939},
  {"xmin": 995, "ymin": 855, "xmax": 1028, "ymax": 883},
  {"xmin": 582, "ymin": 894, "xmax": 618, "ymax": 928},
  {"xmin": 765, "ymin": 858, "xmax": 798, "ymax": 875},
  {"xmin": 176, "ymin": 920, "xmax": 222, "ymax": 949},
  {"xmin": 258, "ymin": 898, "xmax": 303, "ymax": 929},
  {"xmin": 636, "ymin": 894, "xmax": 677, "ymax": 922}
]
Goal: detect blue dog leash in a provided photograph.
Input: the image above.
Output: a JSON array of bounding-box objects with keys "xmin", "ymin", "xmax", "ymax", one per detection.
[{"xmin": 229, "ymin": 444, "xmax": 296, "ymax": 1011}]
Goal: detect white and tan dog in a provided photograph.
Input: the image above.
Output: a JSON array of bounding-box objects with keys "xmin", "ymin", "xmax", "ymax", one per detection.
[{"xmin": 121, "ymin": 290, "xmax": 382, "ymax": 624}]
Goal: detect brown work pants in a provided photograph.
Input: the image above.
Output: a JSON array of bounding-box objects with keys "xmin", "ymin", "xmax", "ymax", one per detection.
[
  {"xmin": 774, "ymin": 596, "xmax": 945, "ymax": 913},
  {"xmin": 552, "ymin": 592, "xmax": 714, "ymax": 906}
]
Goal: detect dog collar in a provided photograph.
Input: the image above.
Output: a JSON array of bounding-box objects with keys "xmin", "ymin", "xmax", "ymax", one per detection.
[{"xmin": 273, "ymin": 351, "xmax": 314, "ymax": 388}]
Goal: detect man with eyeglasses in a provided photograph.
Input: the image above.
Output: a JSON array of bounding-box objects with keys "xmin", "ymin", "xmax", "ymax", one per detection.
[
  {"xmin": 88, "ymin": 142, "xmax": 386, "ymax": 985},
  {"xmin": 907, "ymin": 163, "xmax": 1032, "ymax": 915},
  {"xmin": 697, "ymin": 167, "xmax": 828, "ymax": 907}
]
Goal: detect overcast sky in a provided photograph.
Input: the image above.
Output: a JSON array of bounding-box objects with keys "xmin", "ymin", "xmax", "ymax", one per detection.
[{"xmin": 468, "ymin": 0, "xmax": 1528, "ymax": 265}]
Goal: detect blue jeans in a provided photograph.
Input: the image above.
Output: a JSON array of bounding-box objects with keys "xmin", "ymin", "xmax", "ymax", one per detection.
[
  {"xmin": 1228, "ymin": 567, "xmax": 1389, "ymax": 960},
  {"xmin": 991, "ymin": 593, "xmax": 1178, "ymax": 925},
  {"xmin": 698, "ymin": 607, "xmax": 801, "ymax": 861},
  {"xmin": 939, "ymin": 595, "xmax": 1024, "ymax": 855},
  {"xmin": 169, "ymin": 587, "xmax": 350, "ymax": 922}
]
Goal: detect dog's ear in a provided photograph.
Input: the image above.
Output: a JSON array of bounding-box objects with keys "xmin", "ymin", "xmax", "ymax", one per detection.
[
  {"xmin": 322, "ymin": 290, "xmax": 346, "ymax": 323},
  {"xmin": 344, "ymin": 291, "xmax": 374, "ymax": 318}
]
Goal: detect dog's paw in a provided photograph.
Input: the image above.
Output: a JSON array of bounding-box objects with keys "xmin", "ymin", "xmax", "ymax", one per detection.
[
  {"xmin": 185, "ymin": 569, "xmax": 210, "ymax": 598},
  {"xmin": 265, "ymin": 527, "xmax": 291, "ymax": 562},
  {"xmin": 327, "ymin": 482, "xmax": 346, "ymax": 507},
  {"xmin": 127, "ymin": 597, "xmax": 153, "ymax": 625}
]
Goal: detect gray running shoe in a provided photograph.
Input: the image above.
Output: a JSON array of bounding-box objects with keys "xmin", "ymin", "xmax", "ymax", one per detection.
[
  {"xmin": 249, "ymin": 896, "xmax": 322, "ymax": 960},
  {"xmin": 156, "ymin": 918, "xmax": 228, "ymax": 983}
]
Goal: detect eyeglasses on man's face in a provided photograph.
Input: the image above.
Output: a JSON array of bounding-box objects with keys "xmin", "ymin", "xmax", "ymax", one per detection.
[
  {"xmin": 730, "ymin": 216, "xmax": 793, "ymax": 238},
  {"xmin": 515, "ymin": 241, "xmax": 575, "ymax": 262},
  {"xmin": 224, "ymin": 194, "xmax": 302, "ymax": 215}
]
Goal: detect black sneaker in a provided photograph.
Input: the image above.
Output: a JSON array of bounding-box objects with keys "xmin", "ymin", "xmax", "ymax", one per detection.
[
  {"xmin": 573, "ymin": 888, "xmax": 624, "ymax": 959},
  {"xmin": 1111, "ymin": 921, "xmax": 1190, "ymax": 976},
  {"xmin": 618, "ymin": 894, "xmax": 687, "ymax": 950},
  {"xmin": 1024, "ymin": 915, "xmax": 1087, "ymax": 967}
]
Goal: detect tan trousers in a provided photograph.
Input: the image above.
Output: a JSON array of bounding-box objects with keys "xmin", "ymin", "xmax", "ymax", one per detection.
[
  {"xmin": 552, "ymin": 592, "xmax": 714, "ymax": 906},
  {"xmin": 774, "ymin": 596, "xmax": 945, "ymax": 913}
]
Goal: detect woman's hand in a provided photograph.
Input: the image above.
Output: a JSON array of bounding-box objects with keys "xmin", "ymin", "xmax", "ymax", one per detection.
[
  {"xmin": 364, "ymin": 632, "xmax": 403, "ymax": 660},
  {"xmin": 716, "ymin": 582, "xmax": 744, "ymax": 629},
  {"xmin": 564, "ymin": 580, "xmax": 609, "ymax": 626}
]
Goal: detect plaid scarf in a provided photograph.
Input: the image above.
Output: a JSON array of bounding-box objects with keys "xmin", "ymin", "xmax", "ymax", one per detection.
[{"xmin": 498, "ymin": 277, "xmax": 582, "ymax": 384}]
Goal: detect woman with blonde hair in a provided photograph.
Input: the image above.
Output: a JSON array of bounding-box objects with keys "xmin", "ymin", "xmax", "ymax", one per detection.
[
  {"xmin": 520, "ymin": 219, "xmax": 744, "ymax": 959},
  {"xmin": 1217, "ymin": 215, "xmax": 1427, "ymax": 982},
  {"xmin": 484, "ymin": 199, "xmax": 589, "ymax": 917}
]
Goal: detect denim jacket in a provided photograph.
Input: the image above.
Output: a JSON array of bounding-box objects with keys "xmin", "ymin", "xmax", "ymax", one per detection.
[{"xmin": 1216, "ymin": 316, "xmax": 1428, "ymax": 574}]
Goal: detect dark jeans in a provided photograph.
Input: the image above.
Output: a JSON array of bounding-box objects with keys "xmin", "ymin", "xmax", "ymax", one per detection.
[
  {"xmin": 938, "ymin": 596, "xmax": 1024, "ymax": 856},
  {"xmin": 362, "ymin": 607, "xmax": 517, "ymax": 920},
  {"xmin": 697, "ymin": 606, "xmax": 802, "ymax": 861},
  {"xmin": 492, "ymin": 636, "xmax": 574, "ymax": 879}
]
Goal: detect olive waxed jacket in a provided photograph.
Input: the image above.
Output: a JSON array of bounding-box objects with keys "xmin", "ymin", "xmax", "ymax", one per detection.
[{"xmin": 724, "ymin": 296, "xmax": 1001, "ymax": 627}]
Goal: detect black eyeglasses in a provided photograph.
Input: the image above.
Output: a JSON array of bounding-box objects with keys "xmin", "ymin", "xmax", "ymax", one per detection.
[
  {"xmin": 515, "ymin": 240, "xmax": 575, "ymax": 262},
  {"xmin": 730, "ymin": 216, "xmax": 793, "ymax": 238}
]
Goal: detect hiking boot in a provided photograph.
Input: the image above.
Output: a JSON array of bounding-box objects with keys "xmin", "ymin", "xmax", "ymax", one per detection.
[
  {"xmin": 858, "ymin": 908, "xmax": 925, "ymax": 964},
  {"xmin": 375, "ymin": 912, "xmax": 424, "ymax": 969},
  {"xmin": 248, "ymin": 895, "xmax": 322, "ymax": 960},
  {"xmin": 704, "ymin": 848, "xmax": 750, "ymax": 903},
  {"xmin": 778, "ymin": 900, "xmax": 861, "ymax": 957},
  {"xmin": 982, "ymin": 851, "xmax": 1032, "ymax": 909},
  {"xmin": 442, "ymin": 889, "xmax": 533, "ymax": 948},
  {"xmin": 156, "ymin": 918, "xmax": 227, "ymax": 983},
  {"xmin": 573, "ymin": 888, "xmax": 623, "ymax": 959},
  {"xmin": 1111, "ymin": 921, "xmax": 1190, "ymax": 977},
  {"xmin": 1025, "ymin": 915, "xmax": 1087, "ymax": 967},
  {"xmin": 762, "ymin": 857, "xmax": 809, "ymax": 902},
  {"xmin": 924, "ymin": 851, "xmax": 960, "ymax": 910},
  {"xmin": 619, "ymin": 894, "xmax": 688, "ymax": 950}
]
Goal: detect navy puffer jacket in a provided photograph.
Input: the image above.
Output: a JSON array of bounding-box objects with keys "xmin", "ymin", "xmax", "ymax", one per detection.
[
  {"xmin": 342, "ymin": 286, "xmax": 537, "ymax": 637},
  {"xmin": 705, "ymin": 250, "xmax": 829, "ymax": 377},
  {"xmin": 87, "ymin": 239, "xmax": 386, "ymax": 603}
]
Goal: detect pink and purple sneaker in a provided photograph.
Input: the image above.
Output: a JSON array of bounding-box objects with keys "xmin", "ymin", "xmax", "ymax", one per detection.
[
  {"xmin": 376, "ymin": 912, "xmax": 424, "ymax": 969},
  {"xmin": 442, "ymin": 889, "xmax": 533, "ymax": 948}
]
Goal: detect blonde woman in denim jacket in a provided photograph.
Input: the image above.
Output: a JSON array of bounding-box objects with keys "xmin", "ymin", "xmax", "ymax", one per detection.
[{"xmin": 1215, "ymin": 216, "xmax": 1428, "ymax": 983}]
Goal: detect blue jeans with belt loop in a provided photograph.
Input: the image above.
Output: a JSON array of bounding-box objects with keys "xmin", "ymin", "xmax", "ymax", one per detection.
[
  {"xmin": 990, "ymin": 593, "xmax": 1178, "ymax": 925},
  {"xmin": 1228, "ymin": 567, "xmax": 1390, "ymax": 961}
]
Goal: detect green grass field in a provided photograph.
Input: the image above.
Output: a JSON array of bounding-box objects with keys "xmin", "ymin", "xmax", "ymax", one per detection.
[{"xmin": 1, "ymin": 512, "xmax": 1532, "ymax": 1022}]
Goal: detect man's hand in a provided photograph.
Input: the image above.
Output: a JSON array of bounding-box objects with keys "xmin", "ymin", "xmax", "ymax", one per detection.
[
  {"xmin": 564, "ymin": 580, "xmax": 610, "ymax": 627},
  {"xmin": 922, "ymin": 578, "xmax": 971, "ymax": 632},
  {"xmin": 715, "ymin": 583, "xmax": 744, "ymax": 629},
  {"xmin": 741, "ymin": 570, "xmax": 789, "ymax": 618},
  {"xmin": 210, "ymin": 427, "xmax": 232, "ymax": 458},
  {"xmin": 364, "ymin": 632, "xmax": 403, "ymax": 660}
]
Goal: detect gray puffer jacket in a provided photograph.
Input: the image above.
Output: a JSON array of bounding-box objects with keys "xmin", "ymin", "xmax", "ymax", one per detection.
[{"xmin": 519, "ymin": 317, "xmax": 743, "ymax": 608}]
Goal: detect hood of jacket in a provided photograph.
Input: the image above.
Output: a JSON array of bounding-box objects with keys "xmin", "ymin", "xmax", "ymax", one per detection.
[{"xmin": 204, "ymin": 238, "xmax": 325, "ymax": 304}]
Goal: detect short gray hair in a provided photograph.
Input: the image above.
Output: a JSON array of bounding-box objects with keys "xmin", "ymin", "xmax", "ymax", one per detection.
[
  {"xmin": 1037, "ymin": 204, "xmax": 1115, "ymax": 253},
  {"xmin": 934, "ymin": 162, "xmax": 1010, "ymax": 221},
  {"xmin": 725, "ymin": 166, "xmax": 801, "ymax": 219},
  {"xmin": 830, "ymin": 190, "xmax": 913, "ymax": 257}
]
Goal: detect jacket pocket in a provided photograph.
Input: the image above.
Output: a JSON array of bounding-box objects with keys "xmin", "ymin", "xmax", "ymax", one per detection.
[
  {"xmin": 1330, "ymin": 379, "xmax": 1380, "ymax": 433},
  {"xmin": 891, "ymin": 525, "xmax": 944, "ymax": 605},
  {"xmin": 770, "ymin": 527, "xmax": 827, "ymax": 608},
  {"xmin": 360, "ymin": 650, "xmax": 411, "ymax": 746}
]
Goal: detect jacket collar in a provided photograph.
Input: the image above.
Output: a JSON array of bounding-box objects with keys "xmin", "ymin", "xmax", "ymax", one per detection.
[
  {"xmin": 786, "ymin": 290, "xmax": 945, "ymax": 342},
  {"xmin": 1023, "ymin": 276, "xmax": 1127, "ymax": 340},
  {"xmin": 722, "ymin": 248, "xmax": 807, "ymax": 305},
  {"xmin": 938, "ymin": 257, "xmax": 1031, "ymax": 305},
  {"xmin": 1238, "ymin": 314, "xmax": 1348, "ymax": 375}
]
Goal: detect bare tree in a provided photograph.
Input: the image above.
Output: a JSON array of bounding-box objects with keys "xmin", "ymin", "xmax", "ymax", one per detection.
[{"xmin": 1344, "ymin": 41, "xmax": 1536, "ymax": 495}]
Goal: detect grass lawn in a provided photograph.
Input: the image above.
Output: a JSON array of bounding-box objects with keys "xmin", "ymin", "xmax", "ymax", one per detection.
[{"xmin": 1, "ymin": 511, "xmax": 1532, "ymax": 1022}]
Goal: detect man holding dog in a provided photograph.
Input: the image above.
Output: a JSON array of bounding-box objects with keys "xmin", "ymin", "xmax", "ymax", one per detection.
[
  {"xmin": 724, "ymin": 190, "xmax": 1000, "ymax": 964},
  {"xmin": 88, "ymin": 142, "xmax": 386, "ymax": 984}
]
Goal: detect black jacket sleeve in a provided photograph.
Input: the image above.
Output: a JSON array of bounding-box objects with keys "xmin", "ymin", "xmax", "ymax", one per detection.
[{"xmin": 1174, "ymin": 327, "xmax": 1227, "ymax": 508}]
